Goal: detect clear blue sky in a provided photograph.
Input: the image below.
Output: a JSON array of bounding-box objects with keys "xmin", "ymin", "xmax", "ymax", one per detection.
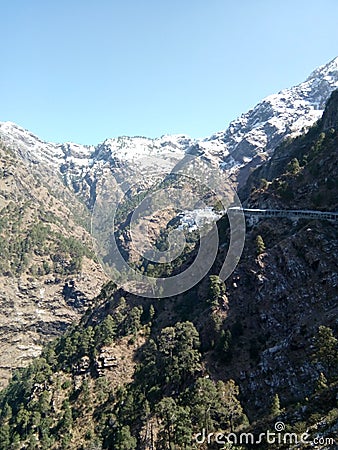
[{"xmin": 1, "ymin": 0, "xmax": 338, "ymax": 144}]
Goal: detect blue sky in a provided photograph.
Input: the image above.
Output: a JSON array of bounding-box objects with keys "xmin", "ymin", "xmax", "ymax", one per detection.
[{"xmin": 1, "ymin": 0, "xmax": 338, "ymax": 144}]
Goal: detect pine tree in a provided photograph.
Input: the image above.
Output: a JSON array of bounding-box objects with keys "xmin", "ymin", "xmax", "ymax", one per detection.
[
  {"xmin": 0, "ymin": 424, "xmax": 10, "ymax": 450},
  {"xmin": 313, "ymin": 325, "xmax": 338, "ymax": 378},
  {"xmin": 149, "ymin": 304, "xmax": 155, "ymax": 322},
  {"xmin": 255, "ymin": 235, "xmax": 266, "ymax": 255},
  {"xmin": 96, "ymin": 315, "xmax": 116, "ymax": 346},
  {"xmin": 287, "ymin": 157, "xmax": 301, "ymax": 174},
  {"xmin": 270, "ymin": 394, "xmax": 281, "ymax": 416},
  {"xmin": 114, "ymin": 425, "xmax": 137, "ymax": 450},
  {"xmin": 60, "ymin": 400, "xmax": 73, "ymax": 433},
  {"xmin": 156, "ymin": 397, "xmax": 177, "ymax": 449},
  {"xmin": 315, "ymin": 372, "xmax": 328, "ymax": 392},
  {"xmin": 220, "ymin": 379, "xmax": 248, "ymax": 431},
  {"xmin": 157, "ymin": 322, "xmax": 201, "ymax": 385},
  {"xmin": 208, "ymin": 275, "xmax": 226, "ymax": 306}
]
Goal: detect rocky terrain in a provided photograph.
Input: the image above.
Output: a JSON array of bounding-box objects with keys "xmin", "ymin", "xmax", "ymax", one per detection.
[
  {"xmin": 0, "ymin": 81, "xmax": 338, "ymax": 450},
  {"xmin": 0, "ymin": 59, "xmax": 337, "ymax": 449},
  {"xmin": 0, "ymin": 58, "xmax": 337, "ymax": 387},
  {"xmin": 0, "ymin": 80, "xmax": 336, "ymax": 449},
  {"xmin": 0, "ymin": 141, "xmax": 107, "ymax": 387},
  {"xmin": 207, "ymin": 92, "xmax": 338, "ymax": 411}
]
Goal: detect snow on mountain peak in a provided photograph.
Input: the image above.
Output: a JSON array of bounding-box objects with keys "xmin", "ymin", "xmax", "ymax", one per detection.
[
  {"xmin": 201, "ymin": 57, "xmax": 338, "ymax": 181},
  {"xmin": 0, "ymin": 57, "xmax": 337, "ymax": 194},
  {"xmin": 306, "ymin": 56, "xmax": 338, "ymax": 82},
  {"xmin": 94, "ymin": 134, "xmax": 194, "ymax": 166},
  {"xmin": 0, "ymin": 121, "xmax": 65, "ymax": 163}
]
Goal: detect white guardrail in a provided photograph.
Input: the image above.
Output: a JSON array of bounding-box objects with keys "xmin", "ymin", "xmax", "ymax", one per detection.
[{"xmin": 228, "ymin": 207, "xmax": 338, "ymax": 222}]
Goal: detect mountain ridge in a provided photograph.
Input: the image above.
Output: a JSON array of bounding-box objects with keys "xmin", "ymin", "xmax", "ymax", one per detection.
[
  {"xmin": 0, "ymin": 57, "xmax": 337, "ymax": 389},
  {"xmin": 0, "ymin": 89, "xmax": 337, "ymax": 449},
  {"xmin": 0, "ymin": 57, "xmax": 337, "ymax": 203}
]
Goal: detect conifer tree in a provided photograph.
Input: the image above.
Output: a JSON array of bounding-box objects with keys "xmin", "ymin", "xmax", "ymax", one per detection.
[
  {"xmin": 255, "ymin": 235, "xmax": 266, "ymax": 255},
  {"xmin": 270, "ymin": 393, "xmax": 281, "ymax": 416}
]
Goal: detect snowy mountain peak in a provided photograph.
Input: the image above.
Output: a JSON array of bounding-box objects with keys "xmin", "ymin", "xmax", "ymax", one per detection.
[
  {"xmin": 306, "ymin": 56, "xmax": 338, "ymax": 82},
  {"xmin": 91, "ymin": 134, "xmax": 194, "ymax": 169},
  {"xmin": 0, "ymin": 121, "xmax": 65, "ymax": 163},
  {"xmin": 200, "ymin": 57, "xmax": 338, "ymax": 181},
  {"xmin": 0, "ymin": 57, "xmax": 337, "ymax": 196}
]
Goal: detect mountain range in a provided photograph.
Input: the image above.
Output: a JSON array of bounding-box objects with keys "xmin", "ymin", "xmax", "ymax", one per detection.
[
  {"xmin": 0, "ymin": 57, "xmax": 337, "ymax": 449},
  {"xmin": 0, "ymin": 57, "xmax": 337, "ymax": 207},
  {"xmin": 0, "ymin": 57, "xmax": 337, "ymax": 385}
]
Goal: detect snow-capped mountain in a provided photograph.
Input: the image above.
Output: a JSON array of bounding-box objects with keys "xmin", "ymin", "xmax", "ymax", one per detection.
[
  {"xmin": 0, "ymin": 57, "xmax": 337, "ymax": 200},
  {"xmin": 0, "ymin": 121, "xmax": 193, "ymax": 170},
  {"xmin": 0, "ymin": 121, "xmax": 195, "ymax": 205},
  {"xmin": 198, "ymin": 56, "xmax": 338, "ymax": 176}
]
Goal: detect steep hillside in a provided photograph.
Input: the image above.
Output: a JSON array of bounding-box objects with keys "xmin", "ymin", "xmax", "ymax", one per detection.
[
  {"xmin": 0, "ymin": 140, "xmax": 107, "ymax": 387},
  {"xmin": 0, "ymin": 91, "xmax": 337, "ymax": 449},
  {"xmin": 211, "ymin": 90, "xmax": 338, "ymax": 411}
]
